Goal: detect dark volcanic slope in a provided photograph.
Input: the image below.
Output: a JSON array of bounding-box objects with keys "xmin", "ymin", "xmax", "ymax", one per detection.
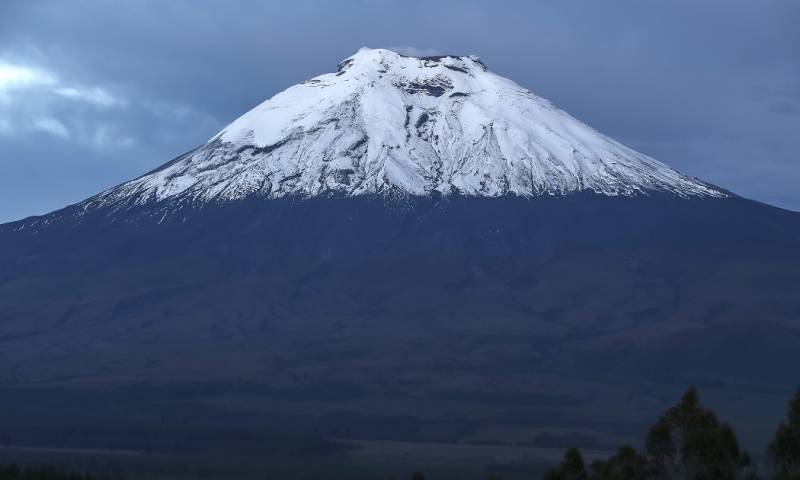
[
  {"xmin": 3, "ymin": 48, "xmax": 800, "ymax": 466},
  {"xmin": 1, "ymin": 194, "xmax": 799, "ymax": 391}
]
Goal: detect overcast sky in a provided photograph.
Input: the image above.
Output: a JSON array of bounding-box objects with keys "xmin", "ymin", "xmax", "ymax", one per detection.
[{"xmin": 1, "ymin": 0, "xmax": 798, "ymax": 222}]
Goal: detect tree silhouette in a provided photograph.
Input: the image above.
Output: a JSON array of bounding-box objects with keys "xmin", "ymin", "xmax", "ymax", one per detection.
[
  {"xmin": 590, "ymin": 445, "xmax": 648, "ymax": 480},
  {"xmin": 544, "ymin": 447, "xmax": 588, "ymax": 480},
  {"xmin": 645, "ymin": 387, "xmax": 745, "ymax": 480},
  {"xmin": 769, "ymin": 388, "xmax": 800, "ymax": 479}
]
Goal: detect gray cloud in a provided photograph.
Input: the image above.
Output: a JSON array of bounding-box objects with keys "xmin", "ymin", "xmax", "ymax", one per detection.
[{"xmin": 1, "ymin": 0, "xmax": 798, "ymax": 222}]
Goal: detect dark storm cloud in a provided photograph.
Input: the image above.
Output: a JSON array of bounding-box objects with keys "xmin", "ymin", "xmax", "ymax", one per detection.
[{"xmin": 1, "ymin": 0, "xmax": 798, "ymax": 221}]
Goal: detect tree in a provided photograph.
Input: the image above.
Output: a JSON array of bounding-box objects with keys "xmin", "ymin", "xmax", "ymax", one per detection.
[
  {"xmin": 545, "ymin": 447, "xmax": 588, "ymax": 480},
  {"xmin": 644, "ymin": 387, "xmax": 745, "ymax": 479},
  {"xmin": 769, "ymin": 388, "xmax": 800, "ymax": 479},
  {"xmin": 645, "ymin": 415, "xmax": 676, "ymax": 479},
  {"xmin": 590, "ymin": 445, "xmax": 648, "ymax": 480}
]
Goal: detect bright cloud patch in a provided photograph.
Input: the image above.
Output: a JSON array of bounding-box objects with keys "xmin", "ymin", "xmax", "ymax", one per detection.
[
  {"xmin": 0, "ymin": 57, "xmax": 218, "ymax": 151},
  {"xmin": 0, "ymin": 60, "xmax": 123, "ymax": 108},
  {"xmin": 0, "ymin": 63, "xmax": 56, "ymax": 95},
  {"xmin": 33, "ymin": 117, "xmax": 70, "ymax": 139},
  {"xmin": 55, "ymin": 86, "xmax": 125, "ymax": 108},
  {"xmin": 0, "ymin": 59, "xmax": 129, "ymax": 142}
]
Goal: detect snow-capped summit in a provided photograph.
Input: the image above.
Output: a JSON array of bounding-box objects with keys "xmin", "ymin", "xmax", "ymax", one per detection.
[{"xmin": 92, "ymin": 47, "xmax": 723, "ymax": 210}]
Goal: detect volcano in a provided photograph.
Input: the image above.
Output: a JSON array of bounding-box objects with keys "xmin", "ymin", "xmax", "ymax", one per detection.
[{"xmin": 1, "ymin": 48, "xmax": 799, "ymax": 454}]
